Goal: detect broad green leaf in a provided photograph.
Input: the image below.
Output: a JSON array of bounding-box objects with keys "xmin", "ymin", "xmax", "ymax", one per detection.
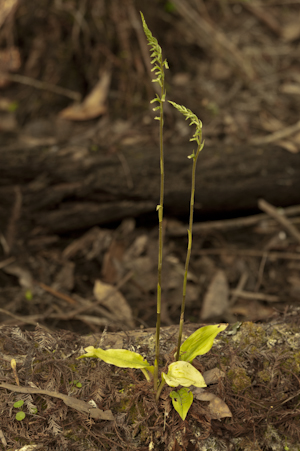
[
  {"xmin": 170, "ymin": 388, "xmax": 193, "ymax": 421},
  {"xmin": 78, "ymin": 346, "xmax": 153, "ymax": 371},
  {"xmin": 16, "ymin": 411, "xmax": 26, "ymax": 421},
  {"xmin": 162, "ymin": 361, "xmax": 206, "ymax": 388},
  {"xmin": 179, "ymin": 324, "xmax": 228, "ymax": 362}
]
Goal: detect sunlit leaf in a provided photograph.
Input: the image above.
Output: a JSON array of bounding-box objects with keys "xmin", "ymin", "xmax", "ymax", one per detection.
[
  {"xmin": 78, "ymin": 346, "xmax": 153, "ymax": 371},
  {"xmin": 162, "ymin": 361, "xmax": 206, "ymax": 388},
  {"xmin": 179, "ymin": 324, "xmax": 228, "ymax": 362}
]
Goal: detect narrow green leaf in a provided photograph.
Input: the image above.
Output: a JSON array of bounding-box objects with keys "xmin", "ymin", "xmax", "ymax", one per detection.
[
  {"xmin": 78, "ymin": 346, "xmax": 153, "ymax": 370},
  {"xmin": 150, "ymin": 95, "xmax": 161, "ymax": 104},
  {"xmin": 179, "ymin": 324, "xmax": 228, "ymax": 362},
  {"xmin": 162, "ymin": 361, "xmax": 206, "ymax": 388},
  {"xmin": 170, "ymin": 388, "xmax": 193, "ymax": 421},
  {"xmin": 16, "ymin": 411, "xmax": 26, "ymax": 421}
]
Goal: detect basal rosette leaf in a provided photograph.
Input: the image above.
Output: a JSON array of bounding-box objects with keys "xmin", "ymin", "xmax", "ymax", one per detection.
[
  {"xmin": 16, "ymin": 411, "xmax": 26, "ymax": 421},
  {"xmin": 179, "ymin": 324, "xmax": 228, "ymax": 362},
  {"xmin": 162, "ymin": 361, "xmax": 206, "ymax": 388},
  {"xmin": 78, "ymin": 346, "xmax": 153, "ymax": 372},
  {"xmin": 170, "ymin": 388, "xmax": 193, "ymax": 421}
]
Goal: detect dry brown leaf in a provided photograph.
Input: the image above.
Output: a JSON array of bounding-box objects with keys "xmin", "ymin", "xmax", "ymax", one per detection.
[
  {"xmin": 59, "ymin": 70, "xmax": 111, "ymax": 121},
  {"xmin": 230, "ymin": 300, "xmax": 274, "ymax": 321},
  {"xmin": 102, "ymin": 240, "xmax": 126, "ymax": 284},
  {"xmin": 282, "ymin": 20, "xmax": 300, "ymax": 42},
  {"xmin": 93, "ymin": 279, "xmax": 134, "ymax": 328},
  {"xmin": 192, "ymin": 387, "xmax": 232, "ymax": 419},
  {"xmin": 203, "ymin": 368, "xmax": 225, "ymax": 385},
  {"xmin": 201, "ymin": 270, "xmax": 229, "ymax": 320},
  {"xmin": 292, "ymin": 132, "xmax": 300, "ymax": 145},
  {"xmin": 3, "ymin": 263, "xmax": 33, "ymax": 289}
]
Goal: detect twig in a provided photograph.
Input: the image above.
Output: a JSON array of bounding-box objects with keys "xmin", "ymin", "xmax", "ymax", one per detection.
[
  {"xmin": 37, "ymin": 282, "xmax": 78, "ymax": 305},
  {"xmin": 167, "ymin": 204, "xmax": 300, "ymax": 235},
  {"xmin": 0, "ymin": 308, "xmax": 52, "ymax": 331},
  {"xmin": 255, "ymin": 252, "xmax": 268, "ymax": 291},
  {"xmin": 258, "ymin": 199, "xmax": 300, "ymax": 245},
  {"xmin": 0, "ymin": 382, "xmax": 114, "ymax": 420},
  {"xmin": 229, "ymin": 272, "xmax": 248, "ymax": 307},
  {"xmin": 2, "ymin": 72, "xmax": 81, "ymax": 101},
  {"xmin": 0, "ymin": 233, "xmax": 10, "ymax": 255},
  {"xmin": 197, "ymin": 248, "xmax": 300, "ymax": 260},
  {"xmin": 230, "ymin": 289, "xmax": 279, "ymax": 303},
  {"xmin": 0, "ymin": 429, "xmax": 7, "ymax": 448},
  {"xmin": 250, "ymin": 120, "xmax": 300, "ymax": 145}
]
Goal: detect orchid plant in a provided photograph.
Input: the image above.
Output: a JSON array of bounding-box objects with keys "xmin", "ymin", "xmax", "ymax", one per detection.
[{"xmin": 78, "ymin": 13, "xmax": 227, "ymax": 421}]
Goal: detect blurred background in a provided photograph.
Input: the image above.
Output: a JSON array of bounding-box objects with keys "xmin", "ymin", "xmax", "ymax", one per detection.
[{"xmin": 0, "ymin": 0, "xmax": 300, "ymax": 334}]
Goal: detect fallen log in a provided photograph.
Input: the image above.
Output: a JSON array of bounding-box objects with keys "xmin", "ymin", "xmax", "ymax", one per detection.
[{"xmin": 0, "ymin": 141, "xmax": 299, "ymax": 235}]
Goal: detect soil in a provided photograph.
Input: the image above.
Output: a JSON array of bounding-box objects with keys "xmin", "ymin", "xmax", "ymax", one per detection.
[{"xmin": 0, "ymin": 0, "xmax": 300, "ymax": 449}]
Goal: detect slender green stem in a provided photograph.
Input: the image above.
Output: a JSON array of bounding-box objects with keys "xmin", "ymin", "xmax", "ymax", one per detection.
[
  {"xmin": 154, "ymin": 76, "xmax": 165, "ymax": 392},
  {"xmin": 140, "ymin": 11, "xmax": 168, "ymax": 395},
  {"xmin": 175, "ymin": 140, "xmax": 202, "ymax": 361},
  {"xmin": 167, "ymin": 101, "xmax": 203, "ymax": 361}
]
